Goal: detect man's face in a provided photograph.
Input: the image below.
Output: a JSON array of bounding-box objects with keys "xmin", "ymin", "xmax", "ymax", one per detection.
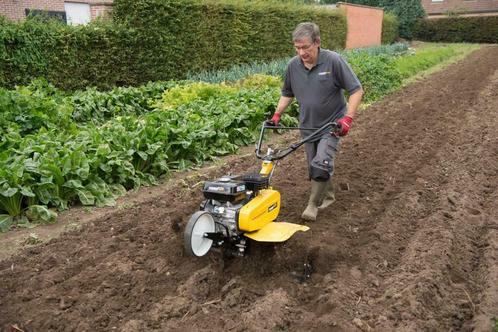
[{"xmin": 294, "ymin": 37, "xmax": 319, "ymax": 66}]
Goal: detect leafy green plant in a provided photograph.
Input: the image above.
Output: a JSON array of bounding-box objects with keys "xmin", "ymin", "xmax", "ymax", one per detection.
[
  {"xmin": 0, "ymin": 214, "xmax": 12, "ymax": 232},
  {"xmin": 345, "ymin": 43, "xmax": 408, "ymax": 57},
  {"xmin": 156, "ymin": 82, "xmax": 237, "ymax": 110},
  {"xmin": 0, "ymin": 79, "xmax": 73, "ymax": 136},
  {"xmin": 237, "ymin": 74, "xmax": 283, "ymax": 89},
  {"xmin": 24, "ymin": 233, "xmax": 43, "ymax": 245},
  {"xmin": 26, "ymin": 205, "xmax": 57, "ymax": 223},
  {"xmin": 0, "ymin": 188, "xmax": 23, "ymax": 217},
  {"xmin": 0, "ymin": 155, "xmax": 36, "ymax": 217},
  {"xmin": 347, "ymin": 53, "xmax": 403, "ymax": 104},
  {"xmin": 70, "ymin": 80, "xmax": 178, "ymax": 123},
  {"xmin": 392, "ymin": 44, "xmax": 479, "ymax": 79}
]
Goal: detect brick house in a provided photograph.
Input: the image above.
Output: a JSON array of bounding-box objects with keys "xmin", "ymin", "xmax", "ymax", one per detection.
[
  {"xmin": 421, "ymin": 0, "xmax": 498, "ymax": 17},
  {"xmin": 0, "ymin": 0, "xmax": 113, "ymax": 24}
]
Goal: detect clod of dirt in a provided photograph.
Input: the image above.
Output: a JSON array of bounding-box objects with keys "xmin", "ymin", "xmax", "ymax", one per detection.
[
  {"xmin": 120, "ymin": 319, "xmax": 147, "ymax": 332},
  {"xmin": 240, "ymin": 288, "xmax": 292, "ymax": 331},
  {"xmin": 339, "ymin": 182, "xmax": 350, "ymax": 191},
  {"xmin": 149, "ymin": 295, "xmax": 190, "ymax": 321},
  {"xmin": 353, "ymin": 317, "xmax": 372, "ymax": 331},
  {"xmin": 170, "ymin": 216, "xmax": 182, "ymax": 233},
  {"xmin": 220, "ymin": 276, "xmax": 242, "ymax": 295},
  {"xmin": 177, "ymin": 265, "xmax": 220, "ymax": 300}
]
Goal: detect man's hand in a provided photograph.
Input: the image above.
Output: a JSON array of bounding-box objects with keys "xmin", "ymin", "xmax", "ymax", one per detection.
[
  {"xmin": 336, "ymin": 115, "xmax": 353, "ymax": 136},
  {"xmin": 269, "ymin": 112, "xmax": 281, "ymax": 126}
]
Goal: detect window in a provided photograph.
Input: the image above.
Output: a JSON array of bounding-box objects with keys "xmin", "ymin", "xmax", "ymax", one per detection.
[
  {"xmin": 64, "ymin": 2, "xmax": 91, "ymax": 25},
  {"xmin": 25, "ymin": 9, "xmax": 67, "ymax": 23}
]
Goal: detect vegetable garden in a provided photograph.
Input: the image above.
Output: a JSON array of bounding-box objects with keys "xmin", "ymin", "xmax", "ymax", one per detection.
[{"xmin": 0, "ymin": 43, "xmax": 479, "ymax": 232}]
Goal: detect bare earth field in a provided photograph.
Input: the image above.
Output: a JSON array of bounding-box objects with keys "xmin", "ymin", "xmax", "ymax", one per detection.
[{"xmin": 1, "ymin": 45, "xmax": 497, "ymax": 332}]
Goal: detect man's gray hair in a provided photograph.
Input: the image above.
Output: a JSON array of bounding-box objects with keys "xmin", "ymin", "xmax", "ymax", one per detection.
[{"xmin": 292, "ymin": 22, "xmax": 320, "ymax": 43}]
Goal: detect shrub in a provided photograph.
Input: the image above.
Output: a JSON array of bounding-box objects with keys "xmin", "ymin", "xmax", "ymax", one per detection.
[
  {"xmin": 381, "ymin": 0, "xmax": 425, "ymax": 39},
  {"xmin": 382, "ymin": 12, "xmax": 399, "ymax": 44},
  {"xmin": 414, "ymin": 16, "xmax": 498, "ymax": 43},
  {"xmin": 346, "ymin": 53, "xmax": 402, "ymax": 104}
]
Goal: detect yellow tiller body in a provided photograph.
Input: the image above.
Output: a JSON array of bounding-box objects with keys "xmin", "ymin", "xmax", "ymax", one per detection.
[
  {"xmin": 238, "ymin": 161, "xmax": 308, "ymax": 242},
  {"xmin": 238, "ymin": 188, "xmax": 280, "ymax": 232}
]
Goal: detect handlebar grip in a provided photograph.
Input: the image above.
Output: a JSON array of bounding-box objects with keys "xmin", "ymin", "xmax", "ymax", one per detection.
[
  {"xmin": 264, "ymin": 120, "xmax": 281, "ymax": 127},
  {"xmin": 330, "ymin": 122, "xmax": 342, "ymax": 134}
]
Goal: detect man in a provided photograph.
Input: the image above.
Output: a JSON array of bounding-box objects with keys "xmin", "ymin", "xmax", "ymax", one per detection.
[{"xmin": 271, "ymin": 22, "xmax": 363, "ymax": 221}]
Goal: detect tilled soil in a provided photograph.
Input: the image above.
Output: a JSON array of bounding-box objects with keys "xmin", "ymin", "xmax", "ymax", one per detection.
[{"xmin": 1, "ymin": 45, "xmax": 498, "ymax": 332}]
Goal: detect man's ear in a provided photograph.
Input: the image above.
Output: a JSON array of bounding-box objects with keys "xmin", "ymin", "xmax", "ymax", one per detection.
[{"xmin": 315, "ymin": 37, "xmax": 321, "ymax": 47}]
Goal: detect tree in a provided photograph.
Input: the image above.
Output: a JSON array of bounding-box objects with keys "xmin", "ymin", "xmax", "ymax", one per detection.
[{"xmin": 380, "ymin": 0, "xmax": 425, "ymax": 39}]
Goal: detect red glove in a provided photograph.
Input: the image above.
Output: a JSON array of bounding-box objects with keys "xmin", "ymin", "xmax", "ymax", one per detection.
[
  {"xmin": 336, "ymin": 115, "xmax": 353, "ymax": 136},
  {"xmin": 270, "ymin": 112, "xmax": 281, "ymax": 126}
]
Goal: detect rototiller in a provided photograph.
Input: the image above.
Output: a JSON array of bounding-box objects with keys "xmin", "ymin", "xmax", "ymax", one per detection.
[{"xmin": 184, "ymin": 120, "xmax": 341, "ymax": 257}]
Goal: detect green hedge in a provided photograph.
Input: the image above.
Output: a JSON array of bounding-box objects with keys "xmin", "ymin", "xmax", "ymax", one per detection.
[
  {"xmin": 0, "ymin": 17, "xmax": 144, "ymax": 90},
  {"xmin": 414, "ymin": 16, "xmax": 498, "ymax": 43},
  {"xmin": 111, "ymin": 0, "xmax": 346, "ymax": 85},
  {"xmin": 382, "ymin": 12, "xmax": 399, "ymax": 44},
  {"xmin": 0, "ymin": 1, "xmax": 347, "ymax": 90},
  {"xmin": 0, "ymin": 16, "xmax": 56, "ymax": 87}
]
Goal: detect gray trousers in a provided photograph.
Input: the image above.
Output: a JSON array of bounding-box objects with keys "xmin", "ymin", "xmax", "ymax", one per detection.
[{"xmin": 304, "ymin": 135, "xmax": 340, "ymax": 182}]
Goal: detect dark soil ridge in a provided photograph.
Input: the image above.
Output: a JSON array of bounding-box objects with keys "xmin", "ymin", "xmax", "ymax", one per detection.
[{"xmin": 1, "ymin": 46, "xmax": 497, "ymax": 332}]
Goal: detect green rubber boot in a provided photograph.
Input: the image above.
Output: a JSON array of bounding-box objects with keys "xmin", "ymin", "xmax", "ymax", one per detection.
[
  {"xmin": 318, "ymin": 180, "xmax": 335, "ymax": 210},
  {"xmin": 301, "ymin": 180, "xmax": 328, "ymax": 221}
]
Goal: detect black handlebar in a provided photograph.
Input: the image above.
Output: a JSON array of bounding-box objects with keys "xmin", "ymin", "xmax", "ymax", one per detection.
[{"xmin": 255, "ymin": 120, "xmax": 341, "ymax": 161}]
